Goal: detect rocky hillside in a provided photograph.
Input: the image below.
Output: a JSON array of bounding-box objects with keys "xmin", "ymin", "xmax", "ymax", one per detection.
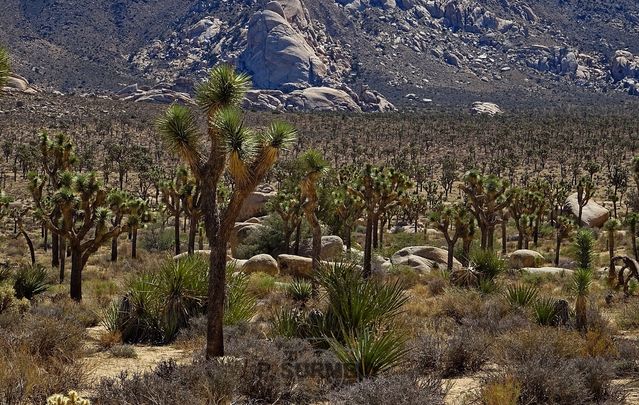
[{"xmin": 1, "ymin": 0, "xmax": 639, "ymax": 111}]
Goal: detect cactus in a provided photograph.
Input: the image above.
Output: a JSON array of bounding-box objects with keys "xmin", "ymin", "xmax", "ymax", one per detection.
[{"xmin": 47, "ymin": 391, "xmax": 90, "ymax": 405}]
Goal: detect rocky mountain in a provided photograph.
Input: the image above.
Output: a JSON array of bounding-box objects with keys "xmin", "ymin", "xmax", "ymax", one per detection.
[{"xmin": 1, "ymin": 0, "xmax": 639, "ymax": 111}]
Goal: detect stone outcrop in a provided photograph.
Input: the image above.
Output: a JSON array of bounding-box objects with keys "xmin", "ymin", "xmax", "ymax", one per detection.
[
  {"xmin": 278, "ymin": 254, "xmax": 314, "ymax": 278},
  {"xmin": 2, "ymin": 74, "xmax": 38, "ymax": 94},
  {"xmin": 115, "ymin": 84, "xmax": 193, "ymax": 104},
  {"xmin": 242, "ymin": 254, "xmax": 279, "ymax": 275},
  {"xmin": 237, "ymin": 185, "xmax": 277, "ymax": 222},
  {"xmin": 509, "ymin": 249, "xmax": 544, "ymax": 269},
  {"xmin": 564, "ymin": 193, "xmax": 610, "ymax": 228},
  {"xmin": 299, "ymin": 235, "xmax": 345, "ymax": 260},
  {"xmin": 391, "ymin": 246, "xmax": 462, "ymax": 273},
  {"xmin": 470, "ymin": 102, "xmax": 503, "ymax": 115}
]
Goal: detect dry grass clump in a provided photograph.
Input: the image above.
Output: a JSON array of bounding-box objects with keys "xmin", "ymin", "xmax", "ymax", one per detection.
[{"xmin": 0, "ymin": 312, "xmax": 87, "ymax": 404}]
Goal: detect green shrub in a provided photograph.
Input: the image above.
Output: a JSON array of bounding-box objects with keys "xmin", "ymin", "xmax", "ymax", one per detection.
[
  {"xmin": 104, "ymin": 256, "xmax": 255, "ymax": 344},
  {"xmin": 470, "ymin": 249, "xmax": 506, "ymax": 282},
  {"xmin": 505, "ymin": 284, "xmax": 539, "ymax": 308},
  {"xmin": 533, "ymin": 297, "xmax": 558, "ymax": 326},
  {"xmin": 0, "ymin": 284, "xmax": 30, "ymax": 315},
  {"xmin": 286, "ymin": 278, "xmax": 313, "ymax": 302},
  {"xmin": 327, "ymin": 328, "xmax": 409, "ymax": 380},
  {"xmin": 140, "ymin": 225, "xmax": 176, "ymax": 252},
  {"xmin": 109, "ymin": 344, "xmax": 137, "ymax": 359},
  {"xmin": 13, "ymin": 264, "xmax": 50, "ymax": 300},
  {"xmin": 47, "ymin": 391, "xmax": 90, "ymax": 405},
  {"xmin": 574, "ymin": 229, "xmax": 595, "ymax": 270}
]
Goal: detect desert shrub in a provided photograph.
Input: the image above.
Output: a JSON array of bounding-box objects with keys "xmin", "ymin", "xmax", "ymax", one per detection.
[
  {"xmin": 495, "ymin": 327, "xmax": 623, "ymax": 404},
  {"xmin": 0, "ymin": 284, "xmax": 29, "ymax": 315},
  {"xmin": 235, "ymin": 215, "xmax": 309, "ymax": 259},
  {"xmin": 329, "ymin": 372, "xmax": 446, "ymax": 405},
  {"xmin": 504, "ymin": 284, "xmax": 539, "ymax": 308},
  {"xmin": 47, "ymin": 390, "xmax": 90, "ymax": 405},
  {"xmin": 247, "ymin": 271, "xmax": 276, "ymax": 298},
  {"xmin": 0, "ymin": 314, "xmax": 86, "ymax": 404},
  {"xmin": 94, "ymin": 359, "xmax": 241, "ymax": 405},
  {"xmin": 13, "ymin": 263, "xmax": 50, "ymax": 300},
  {"xmin": 413, "ymin": 327, "xmax": 491, "ymax": 378},
  {"xmin": 105, "ymin": 256, "xmax": 255, "ymax": 344},
  {"xmin": 140, "ymin": 225, "xmax": 175, "ymax": 252},
  {"xmin": 109, "ymin": 344, "xmax": 137, "ymax": 358},
  {"xmin": 31, "ymin": 295, "xmax": 100, "ymax": 327},
  {"xmin": 0, "ymin": 263, "xmax": 11, "ymax": 282},
  {"xmin": 616, "ymin": 300, "xmax": 639, "ymax": 329},
  {"xmin": 478, "ymin": 375, "xmax": 521, "ymax": 405}
]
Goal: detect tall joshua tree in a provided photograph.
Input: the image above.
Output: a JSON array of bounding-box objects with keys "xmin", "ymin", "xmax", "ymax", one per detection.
[
  {"xmin": 554, "ymin": 215, "xmax": 574, "ymax": 266},
  {"xmin": 604, "ymin": 218, "xmax": 621, "ymax": 282},
  {"xmin": 430, "ymin": 202, "xmax": 474, "ymax": 271},
  {"xmin": 157, "ymin": 65, "xmax": 296, "ymax": 358},
  {"xmin": 299, "ymin": 150, "xmax": 329, "ymax": 275},
  {"xmin": 30, "ymin": 172, "xmax": 134, "ymax": 301},
  {"xmin": 160, "ymin": 166, "xmax": 188, "ymax": 255},
  {"xmin": 461, "ymin": 170, "xmax": 510, "ymax": 250},
  {"xmin": 0, "ymin": 46, "xmax": 9, "ymax": 89}
]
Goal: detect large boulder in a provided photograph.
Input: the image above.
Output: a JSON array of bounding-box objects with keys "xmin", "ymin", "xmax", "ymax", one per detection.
[
  {"xmin": 230, "ymin": 222, "xmax": 265, "ymax": 257},
  {"xmin": 2, "ymin": 73, "xmax": 38, "ymax": 94},
  {"xmin": 564, "ymin": 193, "xmax": 609, "ymax": 228},
  {"xmin": 242, "ymin": 254, "xmax": 279, "ymax": 276},
  {"xmin": 285, "ymin": 87, "xmax": 362, "ymax": 112},
  {"xmin": 520, "ymin": 267, "xmax": 574, "ymax": 276},
  {"xmin": 391, "ymin": 246, "xmax": 462, "ymax": 273},
  {"xmin": 237, "ymin": 186, "xmax": 276, "ymax": 222},
  {"xmin": 239, "ymin": 1, "xmax": 327, "ymax": 90},
  {"xmin": 509, "ymin": 249, "xmax": 544, "ymax": 269},
  {"xmin": 470, "ymin": 102, "xmax": 503, "ymax": 115},
  {"xmin": 278, "ymin": 254, "xmax": 313, "ymax": 278},
  {"xmin": 299, "ymin": 236, "xmax": 345, "ymax": 260}
]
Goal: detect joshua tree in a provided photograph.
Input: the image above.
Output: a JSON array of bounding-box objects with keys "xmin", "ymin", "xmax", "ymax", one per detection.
[
  {"xmin": 268, "ymin": 188, "xmax": 303, "ymax": 254},
  {"xmin": 404, "ymin": 194, "xmax": 428, "ymax": 233},
  {"xmin": 37, "ymin": 132, "xmax": 76, "ymax": 273},
  {"xmin": 160, "ymin": 167, "xmax": 188, "ymax": 255},
  {"xmin": 127, "ymin": 197, "xmax": 150, "ymax": 259},
  {"xmin": 350, "ymin": 165, "xmax": 411, "ymax": 277},
  {"xmin": 626, "ymin": 212, "xmax": 639, "ymax": 260},
  {"xmin": 576, "ymin": 176, "xmax": 595, "ymax": 226},
  {"xmin": 508, "ymin": 187, "xmax": 542, "ymax": 249},
  {"xmin": 180, "ymin": 176, "xmax": 202, "ymax": 255},
  {"xmin": 30, "ymin": 172, "xmax": 134, "ymax": 301},
  {"xmin": 607, "ymin": 164, "xmax": 628, "ymax": 219},
  {"xmin": 604, "ymin": 218, "xmax": 622, "ymax": 282},
  {"xmin": 0, "ymin": 46, "xmax": 9, "ymax": 89},
  {"xmin": 554, "ymin": 215, "xmax": 574, "ymax": 266},
  {"xmin": 461, "ymin": 170, "xmax": 510, "ymax": 250},
  {"xmin": 430, "ymin": 202, "xmax": 474, "ymax": 271},
  {"xmin": 107, "ymin": 190, "xmax": 129, "ymax": 263},
  {"xmin": 157, "ymin": 64, "xmax": 296, "ymax": 358},
  {"xmin": 299, "ymin": 150, "xmax": 329, "ymax": 275}
]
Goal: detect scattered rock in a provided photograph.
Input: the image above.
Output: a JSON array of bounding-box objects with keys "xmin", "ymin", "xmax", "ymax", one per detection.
[
  {"xmin": 299, "ymin": 235, "xmax": 345, "ymax": 260},
  {"xmin": 237, "ymin": 187, "xmax": 277, "ymax": 222},
  {"xmin": 470, "ymin": 102, "xmax": 503, "ymax": 115},
  {"xmin": 242, "ymin": 254, "xmax": 279, "ymax": 275},
  {"xmin": 509, "ymin": 249, "xmax": 544, "ymax": 269},
  {"xmin": 278, "ymin": 254, "xmax": 313, "ymax": 278},
  {"xmin": 564, "ymin": 193, "xmax": 610, "ymax": 228},
  {"xmin": 391, "ymin": 246, "xmax": 462, "ymax": 273},
  {"xmin": 520, "ymin": 266, "xmax": 573, "ymax": 275}
]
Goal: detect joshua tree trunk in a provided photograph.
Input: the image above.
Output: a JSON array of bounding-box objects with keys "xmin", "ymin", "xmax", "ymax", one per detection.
[
  {"xmin": 70, "ymin": 249, "xmax": 83, "ymax": 301},
  {"xmin": 111, "ymin": 236, "xmax": 118, "ymax": 262},
  {"xmin": 575, "ymin": 295, "xmax": 587, "ymax": 333},
  {"xmin": 345, "ymin": 226, "xmax": 352, "ymax": 253},
  {"xmin": 608, "ymin": 231, "xmax": 616, "ymax": 281},
  {"xmin": 131, "ymin": 228, "xmax": 138, "ymax": 259},
  {"xmin": 52, "ymin": 233, "xmax": 59, "ymax": 267},
  {"xmin": 363, "ymin": 211, "xmax": 374, "ymax": 277},
  {"xmin": 555, "ymin": 233, "xmax": 562, "ymax": 267},
  {"xmin": 631, "ymin": 221, "xmax": 638, "ymax": 261},
  {"xmin": 43, "ymin": 225, "xmax": 48, "ymax": 252},
  {"xmin": 188, "ymin": 216, "xmax": 197, "ymax": 255},
  {"xmin": 578, "ymin": 205, "xmax": 584, "ymax": 227},
  {"xmin": 487, "ymin": 226, "xmax": 495, "ymax": 250},
  {"xmin": 59, "ymin": 239, "xmax": 66, "ymax": 284},
  {"xmin": 294, "ymin": 222, "xmax": 302, "ymax": 255},
  {"xmin": 174, "ymin": 211, "xmax": 181, "ymax": 256},
  {"xmin": 372, "ymin": 214, "xmax": 379, "ymax": 249},
  {"xmin": 501, "ymin": 219, "xmax": 507, "ymax": 254},
  {"xmin": 446, "ymin": 240, "xmax": 455, "ymax": 271},
  {"xmin": 206, "ymin": 242, "xmax": 227, "ymax": 358},
  {"xmin": 198, "ymin": 226, "xmax": 204, "ymax": 250}
]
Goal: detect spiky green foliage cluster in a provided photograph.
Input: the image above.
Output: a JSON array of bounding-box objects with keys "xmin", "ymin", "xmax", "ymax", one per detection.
[
  {"xmin": 0, "ymin": 284, "xmax": 30, "ymax": 315},
  {"xmin": 574, "ymin": 229, "xmax": 595, "ymax": 271},
  {"xmin": 533, "ymin": 297, "xmax": 558, "ymax": 326},
  {"xmin": 13, "ymin": 264, "xmax": 50, "ymax": 300},
  {"xmin": 505, "ymin": 284, "xmax": 539, "ymax": 308},
  {"xmin": 104, "ymin": 256, "xmax": 255, "ymax": 343}
]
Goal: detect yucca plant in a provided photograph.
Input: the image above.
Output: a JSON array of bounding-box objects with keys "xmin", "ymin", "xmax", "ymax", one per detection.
[
  {"xmin": 327, "ymin": 327, "xmax": 410, "ymax": 380},
  {"xmin": 13, "ymin": 264, "xmax": 50, "ymax": 300},
  {"xmin": 316, "ymin": 261, "xmax": 408, "ymax": 337},
  {"xmin": 286, "ymin": 278, "xmax": 313, "ymax": 302},
  {"xmin": 505, "ymin": 284, "xmax": 539, "ymax": 308},
  {"xmin": 0, "ymin": 46, "xmax": 9, "ymax": 89},
  {"xmin": 470, "ymin": 249, "xmax": 506, "ymax": 283},
  {"xmin": 573, "ymin": 267, "xmax": 592, "ymax": 333},
  {"xmin": 223, "ymin": 262, "xmax": 256, "ymax": 326},
  {"xmin": 157, "ymin": 64, "xmax": 297, "ymax": 357},
  {"xmin": 533, "ymin": 297, "xmax": 558, "ymax": 326},
  {"xmin": 574, "ymin": 229, "xmax": 595, "ymax": 271},
  {"xmin": 271, "ymin": 306, "xmax": 305, "ymax": 338}
]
